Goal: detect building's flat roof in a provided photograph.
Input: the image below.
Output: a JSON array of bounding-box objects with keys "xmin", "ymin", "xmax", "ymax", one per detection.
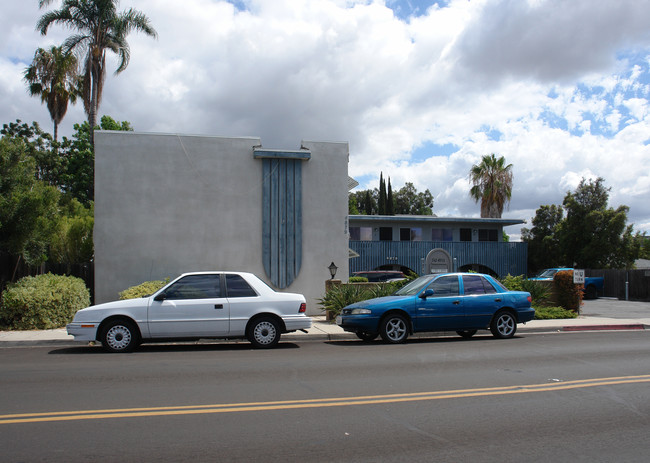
[{"xmin": 348, "ymin": 215, "xmax": 525, "ymax": 226}]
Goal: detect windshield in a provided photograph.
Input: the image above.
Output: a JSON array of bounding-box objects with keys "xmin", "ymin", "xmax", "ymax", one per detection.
[
  {"xmin": 394, "ymin": 274, "xmax": 437, "ymax": 296},
  {"xmin": 536, "ymin": 269, "xmax": 558, "ymax": 278}
]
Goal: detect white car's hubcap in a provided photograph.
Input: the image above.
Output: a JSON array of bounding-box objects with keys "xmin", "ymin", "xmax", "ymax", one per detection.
[
  {"xmin": 106, "ymin": 325, "xmax": 131, "ymax": 350},
  {"xmin": 254, "ymin": 321, "xmax": 276, "ymax": 344}
]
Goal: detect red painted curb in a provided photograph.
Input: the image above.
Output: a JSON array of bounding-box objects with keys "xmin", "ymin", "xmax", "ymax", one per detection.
[{"xmin": 563, "ymin": 324, "xmax": 645, "ymax": 331}]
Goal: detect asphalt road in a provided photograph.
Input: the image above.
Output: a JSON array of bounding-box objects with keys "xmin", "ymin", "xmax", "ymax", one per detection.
[{"xmin": 2, "ymin": 330, "xmax": 650, "ymax": 462}]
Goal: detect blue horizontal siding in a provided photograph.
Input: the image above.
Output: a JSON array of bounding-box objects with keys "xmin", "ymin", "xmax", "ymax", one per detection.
[{"xmin": 349, "ymin": 241, "xmax": 527, "ymax": 277}]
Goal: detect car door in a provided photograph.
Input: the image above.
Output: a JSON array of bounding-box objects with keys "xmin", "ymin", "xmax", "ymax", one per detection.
[
  {"xmin": 414, "ymin": 275, "xmax": 464, "ymax": 331},
  {"xmin": 461, "ymin": 274, "xmax": 501, "ymax": 328},
  {"xmin": 147, "ymin": 274, "xmax": 230, "ymax": 337},
  {"xmin": 222, "ymin": 273, "xmax": 261, "ymax": 335}
]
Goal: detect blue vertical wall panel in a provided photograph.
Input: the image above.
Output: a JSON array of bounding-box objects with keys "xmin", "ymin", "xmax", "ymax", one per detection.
[{"xmin": 257, "ymin": 150, "xmax": 309, "ymax": 289}]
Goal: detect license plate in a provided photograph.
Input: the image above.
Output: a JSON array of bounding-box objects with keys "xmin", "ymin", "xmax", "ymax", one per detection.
[{"xmin": 335, "ymin": 316, "xmax": 342, "ymax": 325}]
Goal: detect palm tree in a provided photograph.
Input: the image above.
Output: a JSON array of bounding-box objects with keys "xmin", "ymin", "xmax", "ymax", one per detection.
[
  {"xmin": 469, "ymin": 153, "xmax": 513, "ymax": 218},
  {"xmin": 24, "ymin": 46, "xmax": 80, "ymax": 141},
  {"xmin": 37, "ymin": 0, "xmax": 157, "ymax": 145}
]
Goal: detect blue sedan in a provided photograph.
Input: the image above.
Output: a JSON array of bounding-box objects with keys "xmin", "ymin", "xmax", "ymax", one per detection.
[{"xmin": 336, "ymin": 273, "xmax": 534, "ymax": 343}]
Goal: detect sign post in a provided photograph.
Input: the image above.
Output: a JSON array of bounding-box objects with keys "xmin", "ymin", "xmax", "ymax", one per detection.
[{"xmin": 573, "ymin": 269, "xmax": 585, "ymax": 285}]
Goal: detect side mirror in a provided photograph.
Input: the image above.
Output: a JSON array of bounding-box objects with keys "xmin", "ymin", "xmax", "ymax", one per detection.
[
  {"xmin": 419, "ymin": 289, "xmax": 434, "ymax": 299},
  {"xmin": 153, "ymin": 292, "xmax": 166, "ymax": 302}
]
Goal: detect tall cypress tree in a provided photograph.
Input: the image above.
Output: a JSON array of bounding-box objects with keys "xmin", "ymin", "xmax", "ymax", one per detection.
[
  {"xmin": 378, "ymin": 172, "xmax": 387, "ymax": 215},
  {"xmin": 387, "ymin": 177, "xmax": 394, "ymax": 215}
]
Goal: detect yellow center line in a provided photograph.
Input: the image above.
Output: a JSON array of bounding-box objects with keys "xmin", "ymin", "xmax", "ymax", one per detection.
[{"xmin": 2, "ymin": 374, "xmax": 649, "ymax": 425}]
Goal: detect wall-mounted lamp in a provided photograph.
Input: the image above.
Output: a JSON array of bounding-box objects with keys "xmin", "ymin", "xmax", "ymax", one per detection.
[{"xmin": 328, "ymin": 262, "xmax": 338, "ymax": 280}]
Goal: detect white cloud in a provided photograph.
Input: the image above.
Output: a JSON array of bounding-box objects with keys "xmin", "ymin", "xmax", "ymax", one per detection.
[{"xmin": 2, "ymin": 0, "xmax": 650, "ymax": 235}]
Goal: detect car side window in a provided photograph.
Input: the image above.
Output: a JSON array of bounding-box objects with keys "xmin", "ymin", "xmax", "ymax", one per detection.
[
  {"xmin": 225, "ymin": 274, "xmax": 258, "ymax": 298},
  {"xmin": 427, "ymin": 275, "xmax": 460, "ymax": 297},
  {"xmin": 462, "ymin": 275, "xmax": 486, "ymax": 295},
  {"xmin": 164, "ymin": 275, "xmax": 221, "ymax": 300},
  {"xmin": 481, "ymin": 276, "xmax": 498, "ymax": 294}
]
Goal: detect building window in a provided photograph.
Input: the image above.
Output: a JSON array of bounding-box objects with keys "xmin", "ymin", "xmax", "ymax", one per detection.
[
  {"xmin": 460, "ymin": 228, "xmax": 472, "ymax": 242},
  {"xmin": 379, "ymin": 227, "xmax": 393, "ymax": 241},
  {"xmin": 431, "ymin": 228, "xmax": 453, "ymax": 242},
  {"xmin": 478, "ymin": 229, "xmax": 498, "ymax": 242},
  {"xmin": 349, "ymin": 226, "xmax": 372, "ymax": 241},
  {"xmin": 400, "ymin": 227, "xmax": 422, "ymax": 241}
]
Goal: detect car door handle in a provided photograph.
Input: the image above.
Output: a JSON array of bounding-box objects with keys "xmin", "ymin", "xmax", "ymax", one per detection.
[
  {"xmin": 214, "ymin": 304, "xmax": 223, "ymax": 309},
  {"xmin": 494, "ymin": 298, "xmax": 502, "ymax": 302},
  {"xmin": 453, "ymin": 300, "xmax": 460, "ymax": 305}
]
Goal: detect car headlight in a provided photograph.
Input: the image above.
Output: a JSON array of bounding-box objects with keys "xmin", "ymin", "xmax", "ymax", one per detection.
[{"xmin": 350, "ymin": 308, "xmax": 372, "ymax": 315}]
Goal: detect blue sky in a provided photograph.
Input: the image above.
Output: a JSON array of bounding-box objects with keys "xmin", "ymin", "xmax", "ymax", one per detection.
[{"xmin": 1, "ymin": 0, "xmax": 649, "ymax": 238}]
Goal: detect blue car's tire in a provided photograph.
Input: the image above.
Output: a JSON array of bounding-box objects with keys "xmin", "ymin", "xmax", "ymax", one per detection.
[
  {"xmin": 490, "ymin": 311, "xmax": 517, "ymax": 339},
  {"xmin": 456, "ymin": 330, "xmax": 477, "ymax": 339},
  {"xmin": 356, "ymin": 331, "xmax": 378, "ymax": 342},
  {"xmin": 380, "ymin": 314, "xmax": 409, "ymax": 344}
]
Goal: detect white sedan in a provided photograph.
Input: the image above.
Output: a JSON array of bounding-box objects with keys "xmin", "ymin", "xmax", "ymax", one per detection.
[{"xmin": 67, "ymin": 272, "xmax": 312, "ymax": 352}]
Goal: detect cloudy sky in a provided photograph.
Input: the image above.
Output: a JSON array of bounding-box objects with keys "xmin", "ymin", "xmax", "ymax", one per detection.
[{"xmin": 2, "ymin": 0, "xmax": 650, "ymax": 238}]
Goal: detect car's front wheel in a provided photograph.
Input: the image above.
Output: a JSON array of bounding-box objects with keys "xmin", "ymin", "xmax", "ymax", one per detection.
[
  {"xmin": 380, "ymin": 314, "xmax": 409, "ymax": 344},
  {"xmin": 356, "ymin": 331, "xmax": 378, "ymax": 342},
  {"xmin": 490, "ymin": 311, "xmax": 517, "ymax": 339},
  {"xmin": 247, "ymin": 316, "xmax": 281, "ymax": 348},
  {"xmin": 100, "ymin": 319, "xmax": 140, "ymax": 353}
]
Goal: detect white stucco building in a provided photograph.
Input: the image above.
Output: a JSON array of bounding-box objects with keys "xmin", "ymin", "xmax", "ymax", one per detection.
[{"xmin": 94, "ymin": 131, "xmax": 349, "ymax": 314}]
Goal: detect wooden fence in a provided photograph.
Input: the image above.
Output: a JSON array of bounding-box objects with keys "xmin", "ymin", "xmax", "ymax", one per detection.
[{"xmin": 586, "ymin": 269, "xmax": 650, "ymax": 301}]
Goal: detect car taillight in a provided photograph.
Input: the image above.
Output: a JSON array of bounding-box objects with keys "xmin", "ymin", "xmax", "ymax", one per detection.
[
  {"xmin": 527, "ymin": 296, "xmax": 532, "ymax": 303},
  {"xmin": 299, "ymin": 303, "xmax": 306, "ymax": 313}
]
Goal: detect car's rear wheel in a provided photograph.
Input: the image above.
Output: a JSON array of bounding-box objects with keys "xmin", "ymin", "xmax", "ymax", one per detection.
[
  {"xmin": 356, "ymin": 331, "xmax": 378, "ymax": 342},
  {"xmin": 101, "ymin": 319, "xmax": 140, "ymax": 353},
  {"xmin": 247, "ymin": 316, "xmax": 281, "ymax": 349},
  {"xmin": 490, "ymin": 311, "xmax": 517, "ymax": 339},
  {"xmin": 380, "ymin": 314, "xmax": 409, "ymax": 344},
  {"xmin": 456, "ymin": 329, "xmax": 477, "ymax": 339}
]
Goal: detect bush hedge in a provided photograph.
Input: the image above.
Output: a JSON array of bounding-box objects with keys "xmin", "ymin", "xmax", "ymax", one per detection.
[
  {"xmin": 554, "ymin": 270, "xmax": 582, "ymax": 312},
  {"xmin": 0, "ymin": 273, "xmax": 90, "ymax": 330},
  {"xmin": 119, "ymin": 278, "xmax": 169, "ymax": 300}
]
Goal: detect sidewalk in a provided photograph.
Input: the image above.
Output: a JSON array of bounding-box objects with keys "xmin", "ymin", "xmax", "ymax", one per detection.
[{"xmin": 1, "ymin": 312, "xmax": 649, "ymax": 347}]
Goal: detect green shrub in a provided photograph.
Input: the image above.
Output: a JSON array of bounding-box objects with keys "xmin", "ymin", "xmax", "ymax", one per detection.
[
  {"xmin": 318, "ymin": 284, "xmax": 372, "ymax": 318},
  {"xmin": 554, "ymin": 270, "xmax": 582, "ymax": 312},
  {"xmin": 501, "ymin": 274, "xmax": 525, "ymax": 291},
  {"xmin": 348, "ymin": 276, "xmax": 369, "ymax": 283},
  {"xmin": 0, "ymin": 273, "xmax": 90, "ymax": 329},
  {"xmin": 500, "ymin": 275, "xmax": 551, "ymax": 307},
  {"xmin": 534, "ymin": 306, "xmax": 578, "ymax": 320},
  {"xmin": 119, "ymin": 278, "xmax": 169, "ymax": 300}
]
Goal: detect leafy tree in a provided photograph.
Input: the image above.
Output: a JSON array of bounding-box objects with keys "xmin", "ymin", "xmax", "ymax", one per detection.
[
  {"xmin": 23, "ymin": 46, "xmax": 80, "ymax": 141},
  {"xmin": 521, "ymin": 204, "xmax": 564, "ymax": 272},
  {"xmin": 364, "ymin": 190, "xmax": 374, "ymax": 215},
  {"xmin": 0, "ymin": 136, "xmax": 61, "ymax": 278},
  {"xmin": 558, "ymin": 177, "xmax": 636, "ymax": 268},
  {"xmin": 59, "ymin": 115, "xmax": 133, "ymax": 204},
  {"xmin": 523, "ymin": 178, "xmax": 640, "ymax": 272},
  {"xmin": 348, "ymin": 194, "xmax": 360, "ymax": 215},
  {"xmin": 469, "ymin": 153, "xmax": 513, "ymax": 218},
  {"xmin": 393, "ymin": 182, "xmax": 434, "ymax": 215},
  {"xmin": 37, "ymin": 0, "xmax": 157, "ymax": 145},
  {"xmin": 49, "ymin": 198, "xmax": 94, "ymax": 271}
]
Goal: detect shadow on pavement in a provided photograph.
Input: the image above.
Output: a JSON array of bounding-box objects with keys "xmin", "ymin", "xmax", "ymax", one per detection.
[{"xmin": 48, "ymin": 341, "xmax": 301, "ymax": 354}]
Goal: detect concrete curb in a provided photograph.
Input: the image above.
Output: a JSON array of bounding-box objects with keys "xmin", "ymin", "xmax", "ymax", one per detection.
[{"xmin": 0, "ymin": 321, "xmax": 646, "ymax": 348}]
